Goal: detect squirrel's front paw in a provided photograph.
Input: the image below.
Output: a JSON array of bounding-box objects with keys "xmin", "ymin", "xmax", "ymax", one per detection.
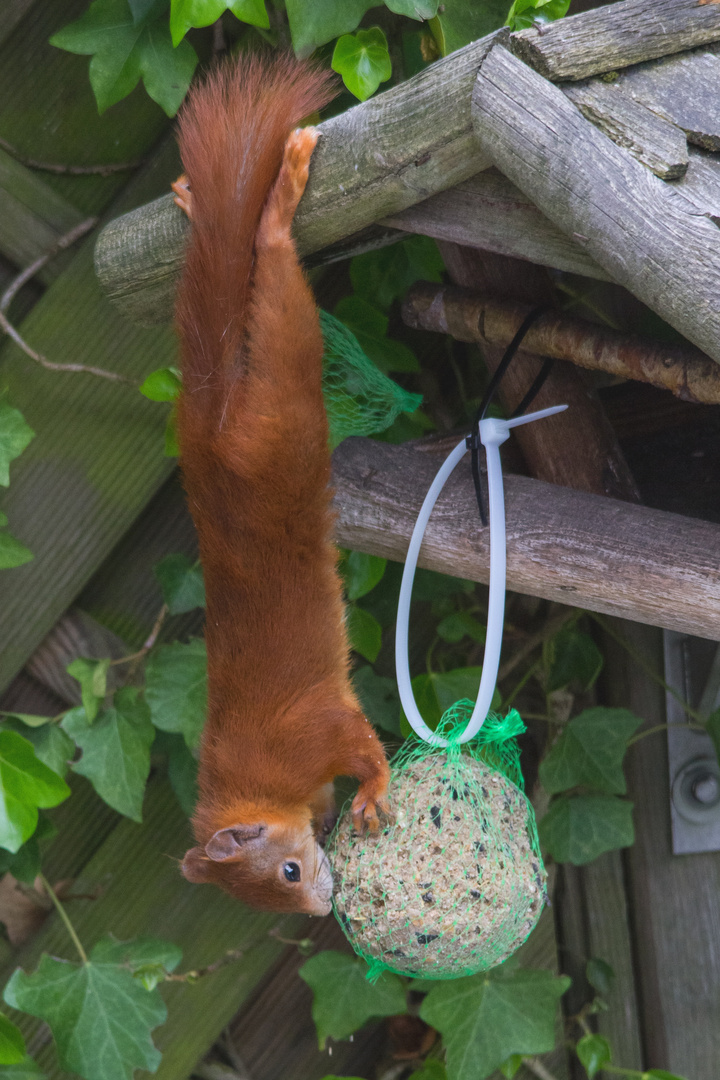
[
  {"xmin": 171, "ymin": 174, "xmax": 192, "ymax": 218},
  {"xmin": 351, "ymin": 791, "xmax": 393, "ymax": 835}
]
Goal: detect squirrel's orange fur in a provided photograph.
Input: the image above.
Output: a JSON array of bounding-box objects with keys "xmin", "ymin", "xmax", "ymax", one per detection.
[{"xmin": 174, "ymin": 54, "xmax": 391, "ymax": 915}]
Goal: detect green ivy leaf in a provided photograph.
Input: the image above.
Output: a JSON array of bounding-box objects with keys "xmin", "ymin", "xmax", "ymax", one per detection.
[
  {"xmin": 436, "ymin": 611, "xmax": 486, "ymax": 644},
  {"xmin": 645, "ymin": 1071, "xmax": 691, "ymax": 1080},
  {"xmin": 332, "ymin": 28, "xmax": 392, "ymax": 102},
  {"xmin": 66, "ymin": 658, "xmax": 111, "ymax": 723},
  {"xmin": 61, "ymin": 689, "xmax": 154, "ymax": 822},
  {"xmin": 153, "ymin": 730, "xmax": 198, "ymax": 816},
  {"xmin": 1, "ymin": 719, "xmax": 74, "ymax": 779},
  {"xmin": 350, "ymin": 236, "xmax": 443, "ymax": 313},
  {"xmin": 347, "ymin": 605, "xmax": 382, "ymax": 663},
  {"xmin": 154, "ymin": 554, "xmax": 205, "ymax": 614},
  {"xmin": 576, "ymin": 1033, "xmax": 612, "ymax": 1078},
  {"xmin": 286, "ymin": 0, "xmax": 375, "ymax": 56},
  {"xmin": 498, "ymin": 1056, "xmax": 523, "ymax": 1079},
  {"xmin": 0, "ymin": 403, "xmax": 34, "ymax": 488},
  {"xmin": 4, "ymin": 947, "xmax": 167, "ymax": 1080},
  {"xmin": 299, "ymin": 951, "xmax": 406, "ymax": 1049},
  {"xmin": 429, "ymin": 0, "xmax": 509, "ymax": 55},
  {"xmin": 420, "ymin": 967, "xmax": 570, "ymax": 1080},
  {"xmin": 170, "ymin": 0, "xmax": 269, "ymax": 45},
  {"xmin": 334, "ymin": 297, "xmax": 419, "ymax": 374},
  {"xmin": 138, "ymin": 366, "xmax": 181, "ymax": 403},
  {"xmin": 145, "ymin": 639, "xmax": 207, "ymax": 749},
  {"xmin": 0, "ymin": 732, "xmax": 70, "ymax": 853},
  {"xmin": 539, "ymin": 794, "xmax": 634, "ymax": 865},
  {"xmin": 506, "ymin": 0, "xmax": 571, "ymax": 33},
  {"xmin": 706, "ymin": 708, "xmax": 720, "ymax": 766},
  {"xmin": 342, "ymin": 550, "xmax": 387, "ymax": 600},
  {"xmin": 545, "ymin": 626, "xmax": 603, "ymax": 692},
  {"xmin": 0, "ymin": 533, "xmax": 33, "ymax": 570},
  {"xmin": 539, "ymin": 707, "xmax": 642, "ymax": 795},
  {"xmin": 0, "ymin": 1056, "xmax": 46, "ymax": 1077},
  {"xmin": 50, "ymin": 0, "xmax": 198, "ymax": 116},
  {"xmin": 92, "ymin": 935, "xmax": 183, "ymax": 980},
  {"xmin": 0, "ymin": 1013, "xmax": 25, "ymax": 1066},
  {"xmin": 385, "ymin": 0, "xmax": 438, "ymax": 18},
  {"xmin": 0, "ymin": 714, "xmax": 51, "ymax": 729},
  {"xmin": 586, "ymin": 957, "xmax": 615, "ymax": 997},
  {"xmin": 128, "ymin": 0, "xmax": 166, "ymax": 22},
  {"xmin": 0, "ymin": 817, "xmax": 56, "ymax": 885},
  {"xmin": 408, "ymin": 1062, "xmax": 447, "ymax": 1080},
  {"xmin": 352, "ymin": 665, "xmax": 401, "ymax": 736}
]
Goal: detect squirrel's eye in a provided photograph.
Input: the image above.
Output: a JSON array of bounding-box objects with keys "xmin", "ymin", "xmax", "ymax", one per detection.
[{"xmin": 283, "ymin": 862, "xmax": 301, "ymax": 882}]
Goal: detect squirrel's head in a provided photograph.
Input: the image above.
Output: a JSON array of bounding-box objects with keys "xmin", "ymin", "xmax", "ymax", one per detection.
[{"xmin": 181, "ymin": 817, "xmax": 333, "ymax": 916}]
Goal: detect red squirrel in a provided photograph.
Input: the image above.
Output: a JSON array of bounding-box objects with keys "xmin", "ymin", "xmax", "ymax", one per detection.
[{"xmin": 172, "ymin": 54, "xmax": 391, "ymax": 916}]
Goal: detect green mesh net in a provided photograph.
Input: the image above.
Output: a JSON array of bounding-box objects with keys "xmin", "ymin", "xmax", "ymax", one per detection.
[
  {"xmin": 327, "ymin": 703, "xmax": 547, "ymax": 980},
  {"xmin": 320, "ymin": 310, "xmax": 422, "ymax": 447}
]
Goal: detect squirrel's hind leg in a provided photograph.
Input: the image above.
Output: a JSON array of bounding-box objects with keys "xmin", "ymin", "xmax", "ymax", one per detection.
[{"xmin": 256, "ymin": 127, "xmax": 319, "ymax": 249}]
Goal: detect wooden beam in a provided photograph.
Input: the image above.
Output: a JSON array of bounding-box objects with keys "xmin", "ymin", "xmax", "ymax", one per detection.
[
  {"xmin": 403, "ymin": 283, "xmax": 720, "ymax": 405},
  {"xmin": 382, "ymin": 167, "xmax": 611, "ymax": 281},
  {"xmin": 562, "ymin": 79, "xmax": 688, "ymax": 180},
  {"xmin": 93, "ymin": 31, "xmax": 505, "ymax": 326},
  {"xmin": 511, "ymin": 0, "xmax": 720, "ymax": 82},
  {"xmin": 471, "ymin": 46, "xmax": 720, "ymax": 365},
  {"xmin": 331, "ymin": 437, "xmax": 720, "ymax": 641}
]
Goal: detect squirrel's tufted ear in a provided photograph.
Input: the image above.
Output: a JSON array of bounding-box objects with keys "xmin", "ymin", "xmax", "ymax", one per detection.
[
  {"xmin": 181, "ymin": 846, "xmax": 213, "ymax": 882},
  {"xmin": 205, "ymin": 824, "xmax": 266, "ymax": 861}
]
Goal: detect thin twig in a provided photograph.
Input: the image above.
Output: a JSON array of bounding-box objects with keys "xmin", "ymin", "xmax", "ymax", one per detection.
[
  {"xmin": 0, "ymin": 135, "xmax": 143, "ymax": 176},
  {"xmin": 0, "ymin": 217, "xmax": 97, "ymax": 314},
  {"xmin": 522, "ymin": 1057, "xmax": 562, "ymax": 1080},
  {"xmin": 121, "ymin": 604, "xmax": 169, "ymax": 680},
  {"xmin": 498, "ymin": 608, "xmax": 576, "ymax": 682},
  {"xmin": 627, "ymin": 720, "xmax": 705, "ymax": 746},
  {"xmin": 38, "ymin": 873, "xmax": 88, "ymax": 964},
  {"xmin": 165, "ymin": 948, "xmax": 245, "ymax": 982},
  {"xmin": 0, "ymin": 219, "xmax": 137, "ymax": 385}
]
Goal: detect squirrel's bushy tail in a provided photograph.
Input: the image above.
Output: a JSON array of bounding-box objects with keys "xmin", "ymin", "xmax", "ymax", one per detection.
[{"xmin": 175, "ymin": 53, "xmax": 335, "ymax": 401}]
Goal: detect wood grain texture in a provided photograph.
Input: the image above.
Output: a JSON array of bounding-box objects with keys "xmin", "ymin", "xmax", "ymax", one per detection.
[
  {"xmin": 0, "ymin": 0, "xmax": 35, "ymax": 48},
  {"xmin": 603, "ymin": 622, "xmax": 720, "ymax": 1080},
  {"xmin": 471, "ymin": 46, "xmax": 720, "ymax": 364},
  {"xmin": 94, "ymin": 31, "xmax": 505, "ymax": 326},
  {"xmin": 0, "ymin": 148, "xmax": 87, "ymax": 283},
  {"xmin": 511, "ymin": 0, "xmax": 720, "ymax": 82},
  {"xmin": 331, "ymin": 436, "xmax": 720, "ymax": 640},
  {"xmin": 382, "ymin": 167, "xmax": 611, "ymax": 280},
  {"xmin": 403, "ymin": 283, "xmax": 720, "ymax": 405},
  {"xmin": 563, "ymin": 79, "xmax": 688, "ymax": 179},
  {"xmin": 614, "ymin": 44, "xmax": 720, "ymax": 152}
]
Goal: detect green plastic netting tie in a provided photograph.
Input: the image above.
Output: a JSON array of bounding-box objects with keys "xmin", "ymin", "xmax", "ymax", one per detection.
[{"xmin": 319, "ymin": 310, "xmax": 422, "ymax": 447}]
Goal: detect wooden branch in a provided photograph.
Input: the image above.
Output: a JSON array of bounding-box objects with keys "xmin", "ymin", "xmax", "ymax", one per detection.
[
  {"xmin": 382, "ymin": 167, "xmax": 611, "ymax": 280},
  {"xmin": 614, "ymin": 45, "xmax": 720, "ymax": 152},
  {"xmin": 94, "ymin": 31, "xmax": 505, "ymax": 326},
  {"xmin": 332, "ymin": 437, "xmax": 720, "ymax": 641},
  {"xmin": 562, "ymin": 80, "xmax": 688, "ymax": 180},
  {"xmin": 511, "ymin": 0, "xmax": 720, "ymax": 82},
  {"xmin": 471, "ymin": 46, "xmax": 720, "ymax": 365},
  {"xmin": 403, "ymin": 283, "xmax": 720, "ymax": 405}
]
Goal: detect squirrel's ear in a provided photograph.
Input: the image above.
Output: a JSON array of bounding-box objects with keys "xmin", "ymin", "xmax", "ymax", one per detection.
[
  {"xmin": 181, "ymin": 846, "xmax": 213, "ymax": 883},
  {"xmin": 205, "ymin": 824, "xmax": 266, "ymax": 861}
]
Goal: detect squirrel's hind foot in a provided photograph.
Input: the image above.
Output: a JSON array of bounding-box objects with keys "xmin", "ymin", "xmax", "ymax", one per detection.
[{"xmin": 256, "ymin": 126, "xmax": 319, "ymax": 248}]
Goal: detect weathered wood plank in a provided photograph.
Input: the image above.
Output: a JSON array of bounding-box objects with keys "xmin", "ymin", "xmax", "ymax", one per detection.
[
  {"xmin": 382, "ymin": 168, "xmax": 611, "ymax": 281},
  {"xmin": 563, "ymin": 79, "xmax": 688, "ymax": 179},
  {"xmin": 93, "ymin": 31, "xmax": 505, "ymax": 326},
  {"xmin": 511, "ymin": 0, "xmax": 720, "ymax": 82},
  {"xmin": 403, "ymin": 283, "xmax": 720, "ymax": 405},
  {"xmin": 614, "ymin": 45, "xmax": 720, "ymax": 152},
  {"xmin": 0, "ymin": 0, "xmax": 35, "ymax": 50},
  {"xmin": 0, "ymin": 149, "xmax": 87, "ymax": 283},
  {"xmin": 471, "ymin": 46, "xmax": 720, "ymax": 364},
  {"xmin": 331, "ymin": 437, "xmax": 720, "ymax": 640},
  {"xmin": 0, "ymin": 139, "xmax": 182, "ymax": 695},
  {"xmin": 603, "ymin": 622, "xmax": 720, "ymax": 1079}
]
